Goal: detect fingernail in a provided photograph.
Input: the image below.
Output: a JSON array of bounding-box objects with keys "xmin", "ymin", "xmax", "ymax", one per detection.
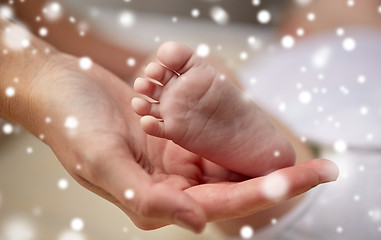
[
  {"xmin": 174, "ymin": 211, "xmax": 204, "ymax": 233},
  {"xmin": 318, "ymin": 160, "xmax": 340, "ymax": 183}
]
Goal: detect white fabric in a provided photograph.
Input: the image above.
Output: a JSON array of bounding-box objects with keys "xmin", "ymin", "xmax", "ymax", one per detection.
[
  {"xmin": 236, "ymin": 29, "xmax": 381, "ymax": 239},
  {"xmin": 240, "ymin": 28, "xmax": 381, "ymax": 150}
]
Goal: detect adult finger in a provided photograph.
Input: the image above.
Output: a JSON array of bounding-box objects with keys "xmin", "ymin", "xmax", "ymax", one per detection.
[
  {"xmin": 186, "ymin": 158, "xmax": 338, "ymax": 221},
  {"xmin": 81, "ymin": 147, "xmax": 207, "ymax": 232},
  {"xmin": 73, "ymin": 174, "xmax": 170, "ymax": 230}
]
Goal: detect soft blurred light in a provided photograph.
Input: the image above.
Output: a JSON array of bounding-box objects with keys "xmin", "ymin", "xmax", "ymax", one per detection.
[
  {"xmin": 281, "ymin": 35, "xmax": 295, "ymax": 49},
  {"xmin": 261, "ymin": 173, "xmax": 289, "ymax": 200},
  {"xmin": 79, "ymin": 57, "xmax": 93, "ymax": 70},
  {"xmin": 119, "ymin": 11, "xmax": 135, "ymax": 27},
  {"xmin": 240, "ymin": 225, "xmax": 254, "ymax": 239},
  {"xmin": 70, "ymin": 218, "xmax": 84, "ymax": 231},
  {"xmin": 196, "ymin": 43, "xmax": 210, "ymax": 57},
  {"xmin": 295, "ymin": 0, "xmax": 312, "ymax": 6},
  {"xmin": 3, "ymin": 24, "xmax": 31, "ymax": 50},
  {"xmin": 58, "ymin": 230, "xmax": 86, "ymax": 240},
  {"xmin": 42, "ymin": 2, "xmax": 63, "ymax": 21},
  {"xmin": 2, "ymin": 216, "xmax": 36, "ymax": 240},
  {"xmin": 343, "ymin": 37, "xmax": 356, "ymax": 51},
  {"xmin": 311, "ymin": 46, "xmax": 332, "ymax": 69},
  {"xmin": 64, "ymin": 116, "xmax": 79, "ymax": 129},
  {"xmin": 0, "ymin": 5, "xmax": 14, "ymax": 19},
  {"xmin": 210, "ymin": 6, "xmax": 229, "ymax": 25},
  {"xmin": 38, "ymin": 27, "xmax": 48, "ymax": 37},
  {"xmin": 334, "ymin": 140, "xmax": 348, "ymax": 153},
  {"xmin": 257, "ymin": 10, "xmax": 271, "ymax": 24},
  {"xmin": 57, "ymin": 178, "xmax": 69, "ymax": 190},
  {"xmin": 2, "ymin": 123, "xmax": 13, "ymax": 135},
  {"xmin": 299, "ymin": 91, "xmax": 312, "ymax": 104}
]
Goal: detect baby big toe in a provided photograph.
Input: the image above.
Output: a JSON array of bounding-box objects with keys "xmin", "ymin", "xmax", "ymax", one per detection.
[{"xmin": 157, "ymin": 42, "xmax": 196, "ymax": 75}]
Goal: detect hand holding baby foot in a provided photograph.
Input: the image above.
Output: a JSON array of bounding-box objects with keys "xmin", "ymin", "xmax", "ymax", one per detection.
[{"xmin": 132, "ymin": 42, "xmax": 295, "ymax": 177}]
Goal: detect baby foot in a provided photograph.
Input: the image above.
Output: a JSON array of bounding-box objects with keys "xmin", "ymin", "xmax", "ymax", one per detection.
[{"xmin": 132, "ymin": 42, "xmax": 295, "ymax": 177}]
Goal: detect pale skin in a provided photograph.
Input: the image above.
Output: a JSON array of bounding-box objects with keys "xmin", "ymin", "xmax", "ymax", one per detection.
[
  {"xmin": 0, "ymin": 0, "xmax": 339, "ymax": 234},
  {"xmin": 132, "ymin": 42, "xmax": 296, "ymax": 177},
  {"xmin": 132, "ymin": 41, "xmax": 319, "ymax": 235}
]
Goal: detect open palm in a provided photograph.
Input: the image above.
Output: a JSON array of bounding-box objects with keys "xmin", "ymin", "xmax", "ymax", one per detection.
[{"xmin": 32, "ymin": 53, "xmax": 338, "ymax": 232}]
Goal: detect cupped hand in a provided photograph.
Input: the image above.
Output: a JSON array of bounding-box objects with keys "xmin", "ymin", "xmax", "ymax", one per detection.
[{"xmin": 28, "ymin": 53, "xmax": 338, "ymax": 232}]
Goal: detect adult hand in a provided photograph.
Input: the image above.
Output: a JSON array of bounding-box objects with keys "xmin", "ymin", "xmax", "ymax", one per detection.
[{"xmin": 8, "ymin": 49, "xmax": 338, "ymax": 232}]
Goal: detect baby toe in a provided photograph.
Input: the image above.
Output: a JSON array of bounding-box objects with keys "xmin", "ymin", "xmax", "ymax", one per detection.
[
  {"xmin": 134, "ymin": 77, "xmax": 163, "ymax": 101},
  {"xmin": 131, "ymin": 97, "xmax": 161, "ymax": 118},
  {"xmin": 144, "ymin": 62, "xmax": 177, "ymax": 86},
  {"xmin": 157, "ymin": 42, "xmax": 197, "ymax": 74},
  {"xmin": 140, "ymin": 115, "xmax": 165, "ymax": 138}
]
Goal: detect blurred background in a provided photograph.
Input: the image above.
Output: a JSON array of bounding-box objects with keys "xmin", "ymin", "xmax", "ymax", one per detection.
[{"xmin": 1, "ymin": 0, "xmax": 381, "ymax": 239}]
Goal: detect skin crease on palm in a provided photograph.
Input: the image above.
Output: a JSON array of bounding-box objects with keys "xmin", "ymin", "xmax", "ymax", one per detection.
[{"xmin": 0, "ymin": 2, "xmax": 340, "ymax": 234}]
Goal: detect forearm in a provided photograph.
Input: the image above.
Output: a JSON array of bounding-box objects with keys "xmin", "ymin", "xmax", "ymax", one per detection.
[
  {"xmin": 11, "ymin": 0, "xmax": 147, "ymax": 81},
  {"xmin": 0, "ymin": 18, "xmax": 57, "ymax": 135}
]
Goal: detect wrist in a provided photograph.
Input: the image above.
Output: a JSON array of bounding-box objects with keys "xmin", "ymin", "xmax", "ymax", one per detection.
[{"xmin": 0, "ymin": 18, "xmax": 60, "ymax": 136}]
